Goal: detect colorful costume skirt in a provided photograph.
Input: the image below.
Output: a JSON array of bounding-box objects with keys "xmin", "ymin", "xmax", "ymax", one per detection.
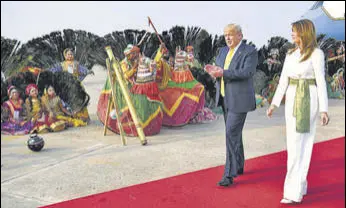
[
  {"xmin": 97, "ymin": 78, "xmax": 163, "ymax": 136},
  {"xmin": 1, "ymin": 120, "xmax": 32, "ymax": 135},
  {"xmin": 159, "ymin": 70, "xmax": 205, "ymax": 126},
  {"xmin": 56, "ymin": 115, "xmax": 87, "ymax": 127},
  {"xmin": 31, "ymin": 114, "xmax": 66, "ymax": 133}
]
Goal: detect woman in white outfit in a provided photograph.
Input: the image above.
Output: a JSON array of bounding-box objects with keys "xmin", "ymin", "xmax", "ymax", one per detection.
[{"xmin": 267, "ymin": 19, "xmax": 330, "ymax": 204}]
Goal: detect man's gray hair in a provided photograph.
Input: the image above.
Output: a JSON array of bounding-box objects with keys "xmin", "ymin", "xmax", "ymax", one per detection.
[{"xmin": 224, "ymin": 24, "xmax": 242, "ymax": 34}]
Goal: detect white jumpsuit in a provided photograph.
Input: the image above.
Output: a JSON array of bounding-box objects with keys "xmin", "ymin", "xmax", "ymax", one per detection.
[{"xmin": 271, "ymin": 48, "xmax": 328, "ymax": 202}]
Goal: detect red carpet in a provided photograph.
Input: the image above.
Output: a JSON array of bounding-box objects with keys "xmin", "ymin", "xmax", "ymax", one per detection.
[{"xmin": 42, "ymin": 137, "xmax": 345, "ymax": 208}]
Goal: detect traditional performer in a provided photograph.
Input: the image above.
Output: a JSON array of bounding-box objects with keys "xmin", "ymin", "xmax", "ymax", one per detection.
[
  {"xmin": 41, "ymin": 85, "xmax": 87, "ymax": 128},
  {"xmin": 263, "ymin": 48, "xmax": 282, "ymax": 77},
  {"xmin": 185, "ymin": 45, "xmax": 217, "ymax": 124},
  {"xmin": 120, "ymin": 44, "xmax": 141, "ymax": 85},
  {"xmin": 98, "ymin": 46, "xmax": 163, "ymax": 136},
  {"xmin": 153, "ymin": 44, "xmax": 172, "ymax": 90},
  {"xmin": 25, "ymin": 84, "xmax": 66, "ymax": 133},
  {"xmin": 158, "ymin": 48, "xmax": 205, "ymax": 126},
  {"xmin": 49, "ymin": 48, "xmax": 91, "ymax": 123},
  {"xmin": 186, "ymin": 45, "xmax": 202, "ymax": 69},
  {"xmin": 49, "ymin": 48, "xmax": 93, "ymax": 82},
  {"xmin": 1, "ymin": 86, "xmax": 32, "ymax": 135}
]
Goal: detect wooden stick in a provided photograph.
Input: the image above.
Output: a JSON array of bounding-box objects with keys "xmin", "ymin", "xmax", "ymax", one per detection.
[
  {"xmin": 137, "ymin": 30, "xmax": 150, "ymax": 46},
  {"xmin": 148, "ymin": 16, "xmax": 163, "ymax": 45},
  {"xmin": 328, "ymin": 54, "xmax": 345, "ymax": 62}
]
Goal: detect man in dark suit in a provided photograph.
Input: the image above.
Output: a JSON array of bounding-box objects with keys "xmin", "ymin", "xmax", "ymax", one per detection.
[{"xmin": 208, "ymin": 24, "xmax": 258, "ymax": 186}]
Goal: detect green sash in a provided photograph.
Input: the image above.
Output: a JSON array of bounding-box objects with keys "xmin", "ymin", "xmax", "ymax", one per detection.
[{"xmin": 289, "ymin": 78, "xmax": 316, "ymax": 133}]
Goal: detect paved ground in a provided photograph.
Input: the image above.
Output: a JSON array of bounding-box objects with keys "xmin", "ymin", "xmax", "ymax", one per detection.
[{"xmin": 1, "ymin": 67, "xmax": 345, "ymax": 208}]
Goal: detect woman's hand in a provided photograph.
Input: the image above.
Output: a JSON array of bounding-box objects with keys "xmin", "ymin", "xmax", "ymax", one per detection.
[
  {"xmin": 266, "ymin": 105, "xmax": 276, "ymax": 118},
  {"xmin": 48, "ymin": 112, "xmax": 54, "ymax": 122},
  {"xmin": 320, "ymin": 112, "xmax": 330, "ymax": 126}
]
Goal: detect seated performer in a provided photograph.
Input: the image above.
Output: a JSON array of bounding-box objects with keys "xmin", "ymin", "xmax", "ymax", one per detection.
[
  {"xmin": 158, "ymin": 48, "xmax": 205, "ymax": 126},
  {"xmin": 1, "ymin": 86, "xmax": 32, "ymax": 135},
  {"xmin": 25, "ymin": 84, "xmax": 66, "ymax": 133},
  {"xmin": 41, "ymin": 85, "xmax": 87, "ymax": 128}
]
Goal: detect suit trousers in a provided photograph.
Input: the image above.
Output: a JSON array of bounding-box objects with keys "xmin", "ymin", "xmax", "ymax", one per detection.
[{"xmin": 221, "ymin": 98, "xmax": 247, "ymax": 178}]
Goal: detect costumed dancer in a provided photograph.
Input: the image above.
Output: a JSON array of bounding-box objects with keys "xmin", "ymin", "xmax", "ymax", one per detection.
[
  {"xmin": 98, "ymin": 45, "xmax": 164, "ymax": 136},
  {"xmin": 49, "ymin": 48, "xmax": 93, "ymax": 82},
  {"xmin": 186, "ymin": 45, "xmax": 202, "ymax": 69},
  {"xmin": 153, "ymin": 44, "xmax": 172, "ymax": 90},
  {"xmin": 185, "ymin": 45, "xmax": 217, "ymax": 124},
  {"xmin": 97, "ymin": 44, "xmax": 140, "ymax": 135},
  {"xmin": 1, "ymin": 86, "xmax": 32, "ymax": 135},
  {"xmin": 49, "ymin": 48, "xmax": 91, "ymax": 123},
  {"xmin": 159, "ymin": 48, "xmax": 205, "ymax": 126}
]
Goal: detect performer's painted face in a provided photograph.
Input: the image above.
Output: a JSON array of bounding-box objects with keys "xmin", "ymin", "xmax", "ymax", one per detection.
[
  {"xmin": 30, "ymin": 88, "xmax": 38, "ymax": 98},
  {"xmin": 187, "ymin": 47, "xmax": 194, "ymax": 62},
  {"xmin": 149, "ymin": 61, "xmax": 156, "ymax": 72},
  {"xmin": 65, "ymin": 51, "xmax": 74, "ymax": 61},
  {"xmin": 127, "ymin": 51, "xmax": 139, "ymax": 62},
  {"xmin": 10, "ymin": 90, "xmax": 19, "ymax": 100},
  {"xmin": 169, "ymin": 56, "xmax": 174, "ymax": 67},
  {"xmin": 47, "ymin": 86, "xmax": 56, "ymax": 97}
]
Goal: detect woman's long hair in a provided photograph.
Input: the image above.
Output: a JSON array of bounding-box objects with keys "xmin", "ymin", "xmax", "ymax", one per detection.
[{"xmin": 288, "ymin": 19, "xmax": 318, "ymax": 62}]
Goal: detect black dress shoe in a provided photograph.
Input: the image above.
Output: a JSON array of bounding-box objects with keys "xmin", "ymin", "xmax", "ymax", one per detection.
[
  {"xmin": 217, "ymin": 177, "xmax": 233, "ymax": 187},
  {"xmin": 237, "ymin": 168, "xmax": 244, "ymax": 175}
]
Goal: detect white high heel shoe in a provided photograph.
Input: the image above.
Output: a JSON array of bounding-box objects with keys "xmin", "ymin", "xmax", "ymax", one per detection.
[{"xmin": 280, "ymin": 198, "xmax": 301, "ymax": 204}]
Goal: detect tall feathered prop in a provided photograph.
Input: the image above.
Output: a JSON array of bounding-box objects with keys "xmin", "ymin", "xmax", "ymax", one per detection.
[
  {"xmin": 1, "ymin": 37, "xmax": 32, "ymax": 78},
  {"xmin": 161, "ymin": 26, "xmax": 201, "ymax": 58},
  {"xmin": 1, "ymin": 74, "xmax": 9, "ymax": 105},
  {"xmin": 5, "ymin": 71, "xmax": 36, "ymax": 102},
  {"xmin": 17, "ymin": 29, "xmax": 101, "ymax": 71},
  {"xmin": 51, "ymin": 71, "xmax": 90, "ymax": 112},
  {"xmin": 326, "ymin": 40, "xmax": 345, "ymax": 76},
  {"xmin": 242, "ymin": 39, "xmax": 256, "ymax": 49},
  {"xmin": 257, "ymin": 36, "xmax": 293, "ymax": 78},
  {"xmin": 316, "ymin": 34, "xmax": 344, "ymax": 76},
  {"xmin": 93, "ymin": 29, "xmax": 157, "ymax": 68},
  {"xmin": 193, "ymin": 29, "xmax": 213, "ymax": 65}
]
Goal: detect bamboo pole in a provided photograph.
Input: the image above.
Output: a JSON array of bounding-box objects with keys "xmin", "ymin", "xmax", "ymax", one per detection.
[
  {"xmin": 103, "ymin": 94, "xmax": 112, "ymax": 136},
  {"xmin": 105, "ymin": 58, "xmax": 127, "ymax": 145},
  {"xmin": 105, "ymin": 46, "xmax": 147, "ymax": 145}
]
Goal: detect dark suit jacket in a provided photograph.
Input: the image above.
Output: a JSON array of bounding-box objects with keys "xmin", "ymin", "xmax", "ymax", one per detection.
[{"xmin": 215, "ymin": 42, "xmax": 258, "ymax": 113}]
